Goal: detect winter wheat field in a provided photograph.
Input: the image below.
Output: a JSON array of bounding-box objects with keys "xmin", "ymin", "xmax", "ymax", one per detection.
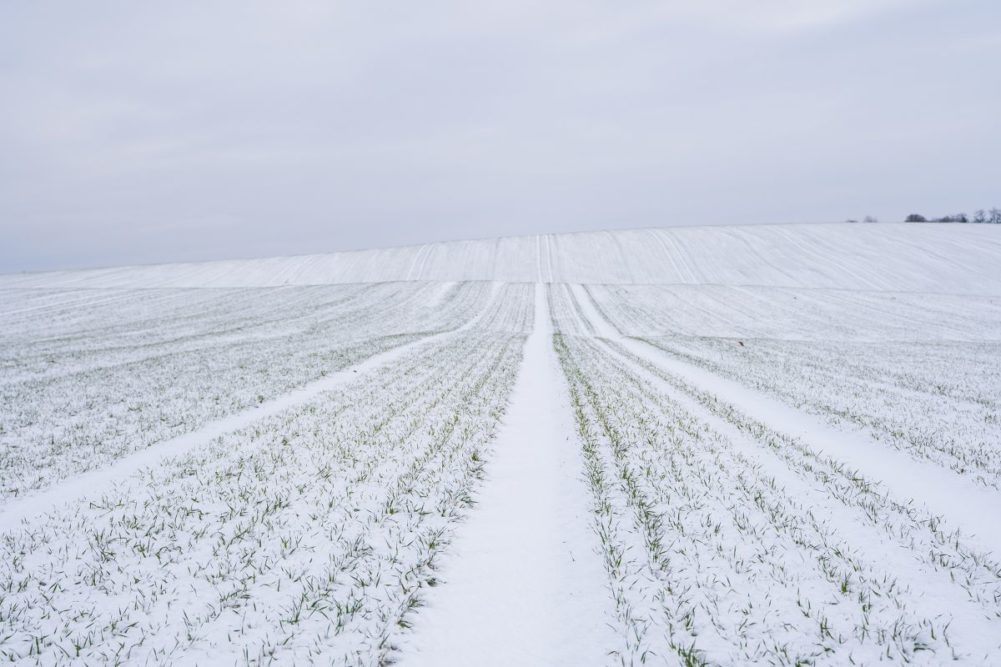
[{"xmin": 2, "ymin": 222, "xmax": 1001, "ymax": 666}]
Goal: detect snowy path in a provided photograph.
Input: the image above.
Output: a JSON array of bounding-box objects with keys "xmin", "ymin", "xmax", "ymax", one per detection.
[
  {"xmin": 570, "ymin": 283, "xmax": 1001, "ymax": 556},
  {"xmin": 400, "ymin": 284, "xmax": 612, "ymax": 666}
]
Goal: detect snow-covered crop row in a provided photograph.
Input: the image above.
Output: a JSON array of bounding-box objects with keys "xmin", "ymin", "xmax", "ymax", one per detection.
[
  {"xmin": 547, "ymin": 284, "xmax": 1001, "ymax": 664},
  {"xmin": 0, "ymin": 287, "xmax": 534, "ymax": 664},
  {"xmin": 578, "ymin": 283, "xmax": 1001, "ymax": 488},
  {"xmin": 585, "ymin": 283, "xmax": 1001, "ymax": 342},
  {"xmin": 0, "ymin": 283, "xmax": 483, "ymax": 383},
  {"xmin": 0, "ymin": 283, "xmax": 491, "ymax": 499},
  {"xmin": 642, "ymin": 336, "xmax": 1001, "ymax": 488},
  {"xmin": 3, "ymin": 265, "xmax": 1000, "ymax": 665},
  {"xmin": 546, "ymin": 283, "xmax": 597, "ymax": 337}
]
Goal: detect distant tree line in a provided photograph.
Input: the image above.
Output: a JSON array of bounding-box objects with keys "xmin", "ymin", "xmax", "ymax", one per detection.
[{"xmin": 904, "ymin": 209, "xmax": 1001, "ymax": 223}]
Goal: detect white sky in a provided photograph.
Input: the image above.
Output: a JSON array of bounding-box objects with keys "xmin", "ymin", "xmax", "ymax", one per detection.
[{"xmin": 1, "ymin": 0, "xmax": 999, "ymax": 272}]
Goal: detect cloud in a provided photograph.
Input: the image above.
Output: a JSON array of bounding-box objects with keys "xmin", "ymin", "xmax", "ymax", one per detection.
[
  {"xmin": 0, "ymin": 0, "xmax": 998, "ymax": 272},
  {"xmin": 656, "ymin": 0, "xmax": 922, "ymax": 32}
]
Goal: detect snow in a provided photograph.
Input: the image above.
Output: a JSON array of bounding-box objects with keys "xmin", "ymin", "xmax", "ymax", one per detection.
[
  {"xmin": 4, "ymin": 223, "xmax": 1001, "ymax": 294},
  {"xmin": 631, "ymin": 340, "xmax": 1001, "ymax": 549},
  {"xmin": 0, "ymin": 320, "xmax": 458, "ymax": 533},
  {"xmin": 641, "ymin": 339, "xmax": 1001, "ymax": 554},
  {"xmin": 400, "ymin": 285, "xmax": 614, "ymax": 666},
  {"xmin": 2, "ymin": 222, "xmax": 1001, "ymax": 664},
  {"xmin": 0, "ymin": 285, "xmax": 535, "ymax": 664},
  {"xmin": 567, "ymin": 283, "xmax": 1001, "ymax": 554}
]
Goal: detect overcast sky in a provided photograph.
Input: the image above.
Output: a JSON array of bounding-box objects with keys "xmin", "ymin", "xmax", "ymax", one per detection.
[{"xmin": 1, "ymin": 1, "xmax": 999, "ymax": 272}]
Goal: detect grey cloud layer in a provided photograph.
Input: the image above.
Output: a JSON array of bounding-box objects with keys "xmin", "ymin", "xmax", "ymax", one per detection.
[{"xmin": 1, "ymin": 0, "xmax": 998, "ymax": 272}]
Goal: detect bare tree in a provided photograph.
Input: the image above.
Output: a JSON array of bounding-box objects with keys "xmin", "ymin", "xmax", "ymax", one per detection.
[
  {"xmin": 973, "ymin": 209, "xmax": 987, "ymax": 223},
  {"xmin": 905, "ymin": 214, "xmax": 927, "ymax": 222}
]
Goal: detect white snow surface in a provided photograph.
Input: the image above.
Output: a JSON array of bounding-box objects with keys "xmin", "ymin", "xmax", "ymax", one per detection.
[
  {"xmin": 570, "ymin": 283, "xmax": 1001, "ymax": 566},
  {"xmin": 0, "ymin": 286, "xmax": 502, "ymax": 533},
  {"xmin": 2, "ymin": 222, "xmax": 1001, "ymax": 665},
  {"xmin": 4, "ymin": 223, "xmax": 1001, "ymax": 294},
  {"xmin": 400, "ymin": 286, "xmax": 614, "ymax": 666}
]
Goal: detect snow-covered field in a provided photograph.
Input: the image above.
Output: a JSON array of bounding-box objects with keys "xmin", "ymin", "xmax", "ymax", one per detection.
[{"xmin": 1, "ymin": 223, "xmax": 1000, "ymax": 664}]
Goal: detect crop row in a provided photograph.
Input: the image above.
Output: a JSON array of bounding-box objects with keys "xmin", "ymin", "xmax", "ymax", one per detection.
[
  {"xmin": 584, "ymin": 284, "xmax": 1001, "ymax": 342},
  {"xmin": 643, "ymin": 335, "xmax": 1001, "ymax": 488},
  {"xmin": 0, "ymin": 283, "xmax": 495, "ymax": 499},
  {"xmin": 0, "ymin": 283, "xmax": 487, "ymax": 383},
  {"xmin": 0, "ymin": 324, "xmax": 527, "ymax": 664},
  {"xmin": 553, "ymin": 327, "xmax": 1001, "ymax": 664},
  {"xmin": 573, "ymin": 283, "xmax": 1001, "ymax": 489}
]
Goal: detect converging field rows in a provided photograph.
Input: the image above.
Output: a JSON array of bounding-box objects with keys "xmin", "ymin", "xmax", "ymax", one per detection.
[{"xmin": 1, "ymin": 278, "xmax": 1000, "ymax": 664}]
